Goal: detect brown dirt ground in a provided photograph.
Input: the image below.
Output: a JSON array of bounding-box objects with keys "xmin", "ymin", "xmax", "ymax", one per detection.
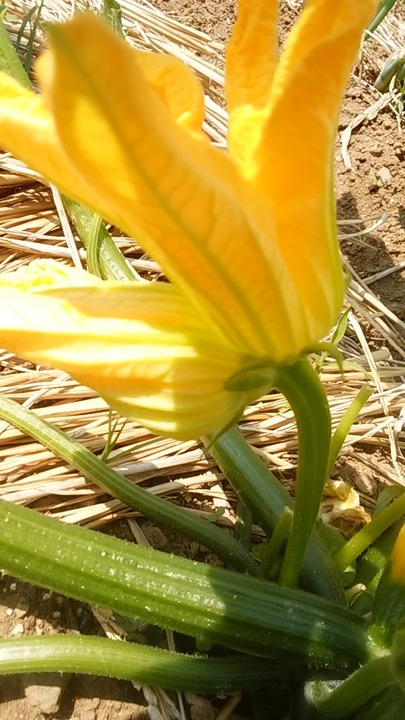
[{"xmin": 1, "ymin": 1, "xmax": 404, "ymax": 719}]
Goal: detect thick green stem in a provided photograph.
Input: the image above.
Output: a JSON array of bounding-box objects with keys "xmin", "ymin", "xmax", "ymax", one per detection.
[
  {"xmin": 308, "ymin": 656, "xmax": 395, "ymax": 719},
  {"xmin": 334, "ymin": 492, "xmax": 405, "ymax": 572},
  {"xmin": 354, "ymin": 687, "xmax": 405, "ymax": 720},
  {"xmin": 0, "ymin": 499, "xmax": 369, "ymax": 672},
  {"xmin": 207, "ymin": 426, "xmax": 345, "ymax": 603},
  {"xmin": 62, "ymin": 197, "xmax": 141, "ymax": 282},
  {"xmin": 0, "ymin": 396, "xmax": 259, "ymax": 577},
  {"xmin": 276, "ymin": 360, "xmax": 332, "ymax": 588},
  {"xmin": 0, "ymin": 635, "xmax": 276, "ymax": 692}
]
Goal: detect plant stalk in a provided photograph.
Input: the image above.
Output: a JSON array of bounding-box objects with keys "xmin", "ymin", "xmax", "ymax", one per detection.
[
  {"xmin": 275, "ymin": 361, "xmax": 331, "ymax": 588},
  {"xmin": 307, "ymin": 656, "xmax": 395, "ymax": 719},
  {"xmin": 0, "ymin": 395, "xmax": 259, "ymax": 577},
  {"xmin": 0, "ymin": 498, "xmax": 369, "ymax": 672},
  {"xmin": 0, "ymin": 635, "xmax": 277, "ymax": 692},
  {"xmin": 334, "ymin": 491, "xmax": 405, "ymax": 572},
  {"xmin": 207, "ymin": 426, "xmax": 345, "ymax": 603}
]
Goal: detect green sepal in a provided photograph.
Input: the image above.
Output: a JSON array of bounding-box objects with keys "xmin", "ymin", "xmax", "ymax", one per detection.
[
  {"xmin": 315, "ymin": 521, "xmax": 356, "ymax": 588},
  {"xmin": 310, "ymin": 342, "xmax": 344, "ymax": 372},
  {"xmin": 330, "ymin": 308, "xmax": 350, "ymax": 346},
  {"xmin": 225, "ymin": 362, "xmax": 276, "ymax": 391}
]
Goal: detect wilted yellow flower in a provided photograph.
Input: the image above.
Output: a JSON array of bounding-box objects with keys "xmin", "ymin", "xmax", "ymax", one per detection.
[{"xmin": 0, "ymin": 0, "xmax": 376, "ymax": 439}]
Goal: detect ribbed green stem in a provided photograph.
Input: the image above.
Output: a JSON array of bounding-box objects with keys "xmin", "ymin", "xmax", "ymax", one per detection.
[
  {"xmin": 207, "ymin": 426, "xmax": 345, "ymax": 603},
  {"xmin": 334, "ymin": 492, "xmax": 405, "ymax": 572},
  {"xmin": 0, "ymin": 498, "xmax": 369, "ymax": 672},
  {"xmin": 0, "ymin": 396, "xmax": 259, "ymax": 577},
  {"xmin": 308, "ymin": 656, "xmax": 395, "ymax": 719},
  {"xmin": 0, "ymin": 635, "xmax": 276, "ymax": 692},
  {"xmin": 275, "ymin": 361, "xmax": 331, "ymax": 588},
  {"xmin": 62, "ymin": 197, "xmax": 140, "ymax": 282}
]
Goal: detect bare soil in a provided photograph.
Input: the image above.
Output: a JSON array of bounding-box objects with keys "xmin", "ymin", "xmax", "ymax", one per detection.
[{"xmin": 0, "ymin": 1, "xmax": 404, "ymax": 719}]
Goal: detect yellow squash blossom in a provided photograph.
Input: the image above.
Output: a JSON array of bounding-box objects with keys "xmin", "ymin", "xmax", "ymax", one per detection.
[{"xmin": 0, "ymin": 0, "xmax": 376, "ymax": 439}]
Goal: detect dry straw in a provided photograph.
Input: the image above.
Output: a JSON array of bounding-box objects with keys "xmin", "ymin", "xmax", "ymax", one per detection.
[{"xmin": 0, "ymin": 0, "xmax": 404, "ymax": 534}]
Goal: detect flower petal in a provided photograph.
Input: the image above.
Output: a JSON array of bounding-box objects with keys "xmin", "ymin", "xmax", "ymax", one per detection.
[
  {"xmin": 225, "ymin": 0, "xmax": 279, "ymax": 113},
  {"xmin": 0, "ymin": 73, "xmax": 96, "ymax": 201},
  {"xmin": 0, "ymin": 14, "xmax": 306, "ymax": 360},
  {"xmin": 225, "ymin": 0, "xmax": 279, "ymax": 173},
  {"xmin": 0, "ymin": 10, "xmax": 353, "ymax": 363},
  {"xmin": 0, "ymin": 258, "xmax": 104, "ymax": 289},
  {"xmin": 0, "ymin": 264, "xmax": 264, "ymax": 439},
  {"xmin": 41, "ymin": 14, "xmax": 290, "ymax": 356},
  {"xmin": 248, "ymin": 0, "xmax": 376, "ymax": 335},
  {"xmin": 255, "ymin": 0, "xmax": 377, "ymax": 192},
  {"xmin": 132, "ymin": 51, "xmax": 206, "ymax": 134}
]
